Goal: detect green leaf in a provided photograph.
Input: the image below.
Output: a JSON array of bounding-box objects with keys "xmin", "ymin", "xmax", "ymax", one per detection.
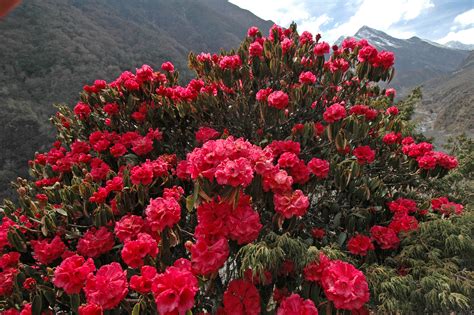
[
  {"xmin": 132, "ymin": 303, "xmax": 141, "ymax": 315},
  {"xmin": 70, "ymin": 294, "xmax": 80, "ymax": 313},
  {"xmin": 333, "ymin": 212, "xmax": 342, "ymax": 228},
  {"xmin": 40, "ymin": 286, "xmax": 56, "ymax": 306},
  {"xmin": 185, "ymin": 195, "xmax": 194, "ymax": 212},
  {"xmin": 31, "ymin": 295, "xmax": 42, "ymax": 315},
  {"xmin": 7, "ymin": 229, "xmax": 27, "ymax": 252},
  {"xmin": 338, "ymin": 232, "xmax": 347, "ymax": 247}
]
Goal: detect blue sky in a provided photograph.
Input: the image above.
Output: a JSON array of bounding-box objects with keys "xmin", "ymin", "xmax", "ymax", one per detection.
[{"xmin": 229, "ymin": 0, "xmax": 474, "ymax": 44}]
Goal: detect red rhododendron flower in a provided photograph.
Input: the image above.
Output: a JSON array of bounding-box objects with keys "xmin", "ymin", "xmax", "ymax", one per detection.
[
  {"xmin": 314, "ymin": 42, "xmax": 330, "ymax": 56},
  {"xmin": 370, "ymin": 225, "xmax": 399, "ymax": 250},
  {"xmin": 31, "ymin": 235, "xmax": 66, "ymax": 265},
  {"xmin": 256, "ymin": 88, "xmax": 273, "ymax": 102},
  {"xmin": 431, "ymin": 197, "xmax": 463, "ymax": 216},
  {"xmin": 274, "ymin": 190, "xmax": 309, "ymax": 218},
  {"xmin": 223, "ymin": 279, "xmax": 261, "ymax": 315},
  {"xmin": 74, "ymin": 102, "xmax": 92, "ymax": 120},
  {"xmin": 78, "ymin": 304, "xmax": 103, "ymax": 315},
  {"xmin": 189, "ymin": 237, "xmax": 229, "ymax": 276},
  {"xmin": 268, "ymin": 91, "xmax": 289, "ymax": 109},
  {"xmin": 2, "ymin": 308, "xmax": 20, "ymax": 315},
  {"xmin": 145, "ymin": 196, "xmax": 181, "ymax": 233},
  {"xmin": 227, "ymin": 194, "xmax": 262, "ymax": 244},
  {"xmin": 353, "ymin": 146, "xmax": 375, "ymax": 165},
  {"xmin": 249, "ymin": 41, "xmax": 264, "ymax": 57},
  {"xmin": 278, "ymin": 152, "xmax": 300, "ymax": 169},
  {"xmin": 84, "ymin": 263, "xmax": 128, "ymax": 310},
  {"xmin": 262, "ymin": 169, "xmax": 293, "ymax": 194},
  {"xmin": 299, "ymin": 71, "xmax": 317, "ymax": 84},
  {"xmin": 277, "ymin": 293, "xmax": 318, "ymax": 315},
  {"xmin": 323, "ymin": 103, "xmax": 346, "ymax": 123},
  {"xmin": 383, "ymin": 132, "xmax": 401, "ymax": 145},
  {"xmin": 357, "ymin": 45, "xmax": 378, "ymax": 63},
  {"xmin": 53, "ymin": 254, "xmax": 96, "ymax": 294},
  {"xmin": 321, "ymin": 260, "xmax": 370, "ymax": 310},
  {"xmin": 114, "ymin": 214, "xmax": 145, "ymax": 242},
  {"xmin": 281, "ymin": 38, "xmax": 293, "ymax": 54},
  {"xmin": 161, "ymin": 61, "xmax": 175, "ymax": 72},
  {"xmin": 152, "ymin": 264, "xmax": 198, "ymax": 314},
  {"xmin": 374, "ymin": 51, "xmax": 395, "ymax": 69},
  {"xmin": 0, "ymin": 269, "xmax": 17, "ymax": 296},
  {"xmin": 247, "ymin": 26, "xmax": 259, "ymax": 37},
  {"xmin": 347, "ymin": 235, "xmax": 374, "ymax": 256},
  {"xmin": 130, "ymin": 265, "xmax": 157, "ymax": 294},
  {"xmin": 23, "ymin": 277, "xmax": 36, "ymax": 290},
  {"xmin": 121, "ymin": 233, "xmax": 158, "ymax": 268},
  {"xmin": 90, "ymin": 158, "xmax": 110, "ymax": 182},
  {"xmin": 311, "ymin": 228, "xmax": 325, "ymax": 239},
  {"xmin": 0, "ymin": 251, "xmax": 20, "ymax": 270},
  {"xmin": 163, "ymin": 186, "xmax": 184, "ymax": 200},
  {"xmin": 103, "ymin": 102, "xmax": 119, "ymax": 116},
  {"xmin": 124, "ymin": 78, "xmax": 139, "ymax": 91},
  {"xmin": 219, "ymin": 55, "xmax": 242, "ymax": 70},
  {"xmin": 77, "ymin": 227, "xmax": 115, "ymax": 258},
  {"xmin": 109, "ymin": 143, "xmax": 127, "ymax": 157},
  {"xmin": 387, "ymin": 198, "xmax": 418, "ymax": 215},
  {"xmin": 385, "ymin": 88, "xmax": 396, "ymax": 98},
  {"xmin": 386, "ymin": 106, "xmax": 400, "ymax": 116},
  {"xmin": 268, "ymin": 140, "xmax": 301, "ymax": 156},
  {"xmin": 130, "ymin": 163, "xmax": 154, "ymax": 185},
  {"xmin": 131, "ymin": 136, "xmax": 154, "ymax": 156},
  {"xmin": 195, "ymin": 127, "xmax": 220, "ymax": 143},
  {"xmin": 417, "ymin": 153, "xmax": 437, "ymax": 170},
  {"xmin": 304, "ymin": 253, "xmax": 330, "ymax": 283},
  {"xmin": 299, "ymin": 30, "xmax": 314, "ymax": 44},
  {"xmin": 283, "ymin": 160, "xmax": 310, "ymax": 185},
  {"xmin": 308, "ymin": 158, "xmax": 330, "ymax": 178},
  {"xmin": 215, "ymin": 158, "xmax": 254, "ymax": 187},
  {"xmin": 291, "ymin": 123, "xmax": 305, "ymax": 134},
  {"xmin": 389, "ymin": 214, "xmax": 418, "ymax": 233},
  {"xmin": 195, "ymin": 199, "xmax": 230, "ymax": 241}
]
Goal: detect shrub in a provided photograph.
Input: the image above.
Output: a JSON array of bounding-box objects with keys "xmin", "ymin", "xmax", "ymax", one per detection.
[{"xmin": 0, "ymin": 23, "xmax": 470, "ymax": 314}]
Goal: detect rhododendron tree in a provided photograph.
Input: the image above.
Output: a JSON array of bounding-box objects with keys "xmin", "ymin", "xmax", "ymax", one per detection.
[{"xmin": 0, "ymin": 23, "xmax": 468, "ymax": 314}]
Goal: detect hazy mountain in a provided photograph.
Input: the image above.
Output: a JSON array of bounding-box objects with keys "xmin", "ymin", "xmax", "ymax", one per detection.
[
  {"xmin": 338, "ymin": 26, "xmax": 470, "ymax": 96},
  {"xmin": 0, "ymin": 0, "xmax": 273, "ymax": 200},
  {"xmin": 413, "ymin": 51, "xmax": 474, "ymax": 144},
  {"xmin": 444, "ymin": 41, "xmax": 474, "ymax": 51}
]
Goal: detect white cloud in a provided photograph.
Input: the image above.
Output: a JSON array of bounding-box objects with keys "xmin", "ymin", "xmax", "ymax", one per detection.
[
  {"xmin": 229, "ymin": 0, "xmax": 331, "ymax": 34},
  {"xmin": 230, "ymin": 0, "xmax": 434, "ymax": 43},
  {"xmin": 325, "ymin": 0, "xmax": 434, "ymax": 42},
  {"xmin": 437, "ymin": 9, "xmax": 474, "ymax": 44},
  {"xmin": 437, "ymin": 27, "xmax": 474, "ymax": 44},
  {"xmin": 229, "ymin": 0, "xmax": 309, "ymax": 26},
  {"xmin": 453, "ymin": 9, "xmax": 474, "ymax": 27},
  {"xmin": 298, "ymin": 14, "xmax": 333, "ymax": 35}
]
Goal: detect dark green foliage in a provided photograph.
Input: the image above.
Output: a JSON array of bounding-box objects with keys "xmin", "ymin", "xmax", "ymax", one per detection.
[{"xmin": 367, "ymin": 211, "xmax": 474, "ymax": 313}]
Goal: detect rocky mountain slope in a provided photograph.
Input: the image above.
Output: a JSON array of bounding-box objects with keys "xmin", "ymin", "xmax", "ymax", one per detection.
[
  {"xmin": 445, "ymin": 41, "xmax": 474, "ymax": 51},
  {"xmin": 0, "ymin": 0, "xmax": 273, "ymax": 199},
  {"xmin": 413, "ymin": 51, "xmax": 474, "ymax": 144}
]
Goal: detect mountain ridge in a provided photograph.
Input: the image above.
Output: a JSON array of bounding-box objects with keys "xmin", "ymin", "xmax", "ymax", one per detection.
[{"xmin": 345, "ymin": 26, "xmax": 470, "ymax": 96}]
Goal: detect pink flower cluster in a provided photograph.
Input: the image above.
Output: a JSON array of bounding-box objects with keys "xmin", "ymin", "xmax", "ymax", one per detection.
[
  {"xmin": 304, "ymin": 253, "xmax": 369, "ymax": 310},
  {"xmin": 402, "ymin": 138, "xmax": 457, "ymax": 170},
  {"xmin": 431, "ymin": 197, "xmax": 463, "ymax": 216},
  {"xmin": 191, "ymin": 194, "xmax": 262, "ymax": 274}
]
